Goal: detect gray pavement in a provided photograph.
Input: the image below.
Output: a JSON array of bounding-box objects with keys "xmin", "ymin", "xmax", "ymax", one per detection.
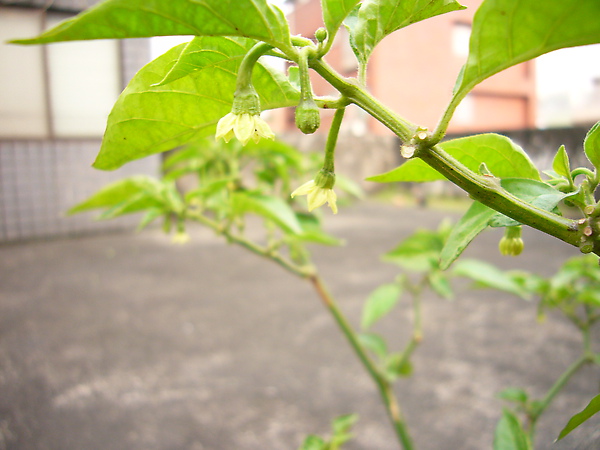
[{"xmin": 1, "ymin": 202, "xmax": 599, "ymax": 450}]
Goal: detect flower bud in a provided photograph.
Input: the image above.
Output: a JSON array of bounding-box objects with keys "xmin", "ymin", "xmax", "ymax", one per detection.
[
  {"xmin": 295, "ymin": 98, "xmax": 321, "ymax": 134},
  {"xmin": 499, "ymin": 226, "xmax": 524, "ymax": 256},
  {"xmin": 315, "ymin": 28, "xmax": 328, "ymax": 43}
]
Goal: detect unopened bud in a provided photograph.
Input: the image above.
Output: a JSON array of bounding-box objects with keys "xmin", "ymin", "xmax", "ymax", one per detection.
[
  {"xmin": 499, "ymin": 226, "xmax": 524, "ymax": 256},
  {"xmin": 295, "ymin": 98, "xmax": 321, "ymax": 134},
  {"xmin": 315, "ymin": 28, "xmax": 328, "ymax": 43}
]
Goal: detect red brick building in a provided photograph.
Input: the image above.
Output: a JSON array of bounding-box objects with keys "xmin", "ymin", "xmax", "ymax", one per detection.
[{"xmin": 285, "ymin": 0, "xmax": 536, "ymax": 136}]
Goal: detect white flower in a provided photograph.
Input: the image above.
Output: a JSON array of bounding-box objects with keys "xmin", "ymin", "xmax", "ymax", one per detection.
[
  {"xmin": 215, "ymin": 112, "xmax": 275, "ymax": 146},
  {"xmin": 291, "ymin": 180, "xmax": 338, "ymax": 214}
]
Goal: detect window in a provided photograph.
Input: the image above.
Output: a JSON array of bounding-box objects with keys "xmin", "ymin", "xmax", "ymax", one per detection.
[
  {"xmin": 0, "ymin": 7, "xmax": 122, "ymax": 139},
  {"xmin": 452, "ymin": 22, "xmax": 471, "ymax": 58}
]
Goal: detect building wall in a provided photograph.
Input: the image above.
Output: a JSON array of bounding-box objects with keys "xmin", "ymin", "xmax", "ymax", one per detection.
[
  {"xmin": 286, "ymin": 0, "xmax": 536, "ymax": 136},
  {"xmin": 0, "ymin": 2, "xmax": 159, "ymax": 242}
]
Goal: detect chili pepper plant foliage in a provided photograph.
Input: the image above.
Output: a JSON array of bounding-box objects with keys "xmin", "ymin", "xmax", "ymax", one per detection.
[{"xmin": 11, "ymin": 0, "xmax": 600, "ymax": 448}]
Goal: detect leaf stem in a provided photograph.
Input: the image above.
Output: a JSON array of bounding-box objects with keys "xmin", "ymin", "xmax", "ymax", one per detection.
[{"xmin": 309, "ymin": 274, "xmax": 415, "ymax": 450}]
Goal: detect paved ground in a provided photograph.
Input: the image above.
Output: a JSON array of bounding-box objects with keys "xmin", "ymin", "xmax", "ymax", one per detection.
[{"xmin": 1, "ymin": 202, "xmax": 599, "ymax": 450}]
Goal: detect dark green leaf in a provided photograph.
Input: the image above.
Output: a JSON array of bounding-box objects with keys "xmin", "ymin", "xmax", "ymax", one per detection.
[
  {"xmin": 93, "ymin": 37, "xmax": 298, "ymax": 170},
  {"xmin": 450, "ymin": 0, "xmax": 600, "ymax": 114},
  {"xmin": 347, "ymin": 0, "xmax": 466, "ymax": 64},
  {"xmin": 489, "ymin": 178, "xmax": 571, "ymax": 227},
  {"xmin": 368, "ymin": 134, "xmax": 540, "ymax": 183},
  {"xmin": 361, "ymin": 283, "xmax": 403, "ymax": 329},
  {"xmin": 557, "ymin": 393, "xmax": 600, "ymax": 440},
  {"xmin": 493, "ymin": 409, "xmax": 532, "ymax": 450},
  {"xmin": 440, "ymin": 201, "xmax": 496, "ymax": 270},
  {"xmin": 453, "ymin": 259, "xmax": 530, "ymax": 299},
  {"xmin": 584, "ymin": 120, "xmax": 600, "ymax": 171},
  {"xmin": 322, "ymin": 0, "xmax": 362, "ymax": 37},
  {"xmin": 358, "ymin": 333, "xmax": 388, "ymax": 359},
  {"xmin": 231, "ymin": 192, "xmax": 302, "ymax": 234},
  {"xmin": 11, "ymin": 0, "xmax": 292, "ymax": 49}
]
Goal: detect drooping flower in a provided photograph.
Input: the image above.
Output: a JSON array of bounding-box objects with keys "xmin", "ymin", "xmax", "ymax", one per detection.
[
  {"xmin": 291, "ymin": 169, "xmax": 338, "ymax": 214},
  {"xmin": 215, "ymin": 112, "xmax": 275, "ymax": 146}
]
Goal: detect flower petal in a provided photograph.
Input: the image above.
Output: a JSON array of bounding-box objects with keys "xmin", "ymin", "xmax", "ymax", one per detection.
[
  {"xmin": 326, "ymin": 189, "xmax": 338, "ymax": 214},
  {"xmin": 307, "ymin": 187, "xmax": 328, "ymax": 211},
  {"xmin": 234, "ymin": 113, "xmax": 254, "ymax": 146},
  {"xmin": 215, "ymin": 113, "xmax": 236, "ymax": 141},
  {"xmin": 253, "ymin": 116, "xmax": 275, "ymax": 140},
  {"xmin": 291, "ymin": 180, "xmax": 315, "ymax": 198}
]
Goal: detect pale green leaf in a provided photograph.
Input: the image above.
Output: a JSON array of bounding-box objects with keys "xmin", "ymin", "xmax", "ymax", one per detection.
[
  {"xmin": 439, "ymin": 201, "xmax": 496, "ymax": 270},
  {"xmin": 67, "ymin": 176, "xmax": 163, "ymax": 215},
  {"xmin": 383, "ymin": 229, "xmax": 445, "ymax": 271},
  {"xmin": 231, "ymin": 192, "xmax": 302, "ymax": 234},
  {"xmin": 584, "ymin": 120, "xmax": 600, "ymax": 171},
  {"xmin": 385, "ymin": 353, "xmax": 413, "ymax": 379},
  {"xmin": 299, "ymin": 435, "xmax": 327, "ymax": 450},
  {"xmin": 137, "ymin": 208, "xmax": 165, "ymax": 231},
  {"xmin": 93, "ymin": 37, "xmax": 299, "ymax": 170},
  {"xmin": 489, "ymin": 178, "xmax": 571, "ymax": 227},
  {"xmin": 358, "ymin": 333, "xmax": 388, "ymax": 359},
  {"xmin": 493, "ymin": 409, "xmax": 532, "ymax": 450},
  {"xmin": 367, "ymin": 134, "xmax": 540, "ymax": 183},
  {"xmin": 448, "ymin": 0, "xmax": 600, "ymax": 122},
  {"xmin": 497, "ymin": 388, "xmax": 529, "ymax": 405},
  {"xmin": 332, "ymin": 414, "xmax": 359, "ymax": 434},
  {"xmin": 361, "ymin": 283, "xmax": 403, "ymax": 330},
  {"xmin": 552, "ymin": 145, "xmax": 571, "ymax": 180},
  {"xmin": 453, "ymin": 259, "xmax": 530, "ymax": 299},
  {"xmin": 322, "ymin": 0, "xmax": 362, "ymax": 37},
  {"xmin": 557, "ymin": 393, "xmax": 600, "ymax": 440},
  {"xmin": 10, "ymin": 0, "xmax": 292, "ymax": 49},
  {"xmin": 428, "ymin": 270, "xmax": 454, "ymax": 299},
  {"xmin": 347, "ymin": 0, "xmax": 466, "ymax": 63}
]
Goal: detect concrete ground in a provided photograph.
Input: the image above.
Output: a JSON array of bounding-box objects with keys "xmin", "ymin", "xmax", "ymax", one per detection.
[{"xmin": 1, "ymin": 202, "xmax": 599, "ymax": 450}]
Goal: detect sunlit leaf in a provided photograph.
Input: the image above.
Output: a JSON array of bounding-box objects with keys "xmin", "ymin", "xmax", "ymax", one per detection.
[
  {"xmin": 322, "ymin": 0, "xmax": 361, "ymax": 37},
  {"xmin": 93, "ymin": 37, "xmax": 298, "ymax": 170},
  {"xmin": 347, "ymin": 0, "xmax": 466, "ymax": 64},
  {"xmin": 552, "ymin": 145, "xmax": 571, "ymax": 180},
  {"xmin": 361, "ymin": 283, "xmax": 403, "ymax": 329},
  {"xmin": 368, "ymin": 134, "xmax": 540, "ymax": 183},
  {"xmin": 584, "ymin": 120, "xmax": 600, "ymax": 171},
  {"xmin": 358, "ymin": 333, "xmax": 388, "ymax": 359},
  {"xmin": 10, "ymin": 0, "xmax": 292, "ymax": 49}
]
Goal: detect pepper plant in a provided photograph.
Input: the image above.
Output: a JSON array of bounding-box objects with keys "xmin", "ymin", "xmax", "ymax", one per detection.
[{"xmin": 10, "ymin": 0, "xmax": 600, "ymax": 448}]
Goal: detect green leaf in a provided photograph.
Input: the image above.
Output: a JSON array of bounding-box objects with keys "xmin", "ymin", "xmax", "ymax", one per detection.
[
  {"xmin": 453, "ymin": 259, "xmax": 530, "ymax": 299},
  {"xmin": 584, "ymin": 120, "xmax": 600, "ymax": 171},
  {"xmin": 557, "ymin": 393, "xmax": 600, "ymax": 440},
  {"xmin": 450, "ymin": 0, "xmax": 600, "ymax": 118},
  {"xmin": 439, "ymin": 201, "xmax": 496, "ymax": 270},
  {"xmin": 497, "ymin": 388, "xmax": 529, "ymax": 405},
  {"xmin": 299, "ymin": 435, "xmax": 327, "ymax": 450},
  {"xmin": 67, "ymin": 176, "xmax": 163, "ymax": 215},
  {"xmin": 367, "ymin": 134, "xmax": 540, "ymax": 183},
  {"xmin": 493, "ymin": 409, "xmax": 532, "ymax": 450},
  {"xmin": 552, "ymin": 145, "xmax": 571, "ymax": 180},
  {"xmin": 383, "ymin": 229, "xmax": 445, "ymax": 271},
  {"xmin": 10, "ymin": 0, "xmax": 292, "ymax": 49},
  {"xmin": 358, "ymin": 332, "xmax": 388, "ymax": 359},
  {"xmin": 93, "ymin": 37, "xmax": 298, "ymax": 170},
  {"xmin": 322, "ymin": 0, "xmax": 362, "ymax": 37},
  {"xmin": 231, "ymin": 192, "xmax": 302, "ymax": 234},
  {"xmin": 428, "ymin": 270, "xmax": 454, "ymax": 299},
  {"xmin": 489, "ymin": 178, "xmax": 571, "ymax": 227},
  {"xmin": 332, "ymin": 414, "xmax": 359, "ymax": 435},
  {"xmin": 347, "ymin": 0, "xmax": 466, "ymax": 64},
  {"xmin": 385, "ymin": 353, "xmax": 413, "ymax": 379},
  {"xmin": 137, "ymin": 208, "xmax": 165, "ymax": 231},
  {"xmin": 361, "ymin": 283, "xmax": 403, "ymax": 330}
]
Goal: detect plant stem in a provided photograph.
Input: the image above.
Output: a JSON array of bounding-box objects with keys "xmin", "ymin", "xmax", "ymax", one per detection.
[
  {"xmin": 323, "ymin": 108, "xmax": 345, "ymax": 173},
  {"xmin": 309, "ymin": 274, "xmax": 415, "ymax": 450},
  {"xmin": 528, "ymin": 353, "xmax": 593, "ymax": 441},
  {"xmin": 187, "ymin": 211, "xmax": 314, "ymax": 278}
]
